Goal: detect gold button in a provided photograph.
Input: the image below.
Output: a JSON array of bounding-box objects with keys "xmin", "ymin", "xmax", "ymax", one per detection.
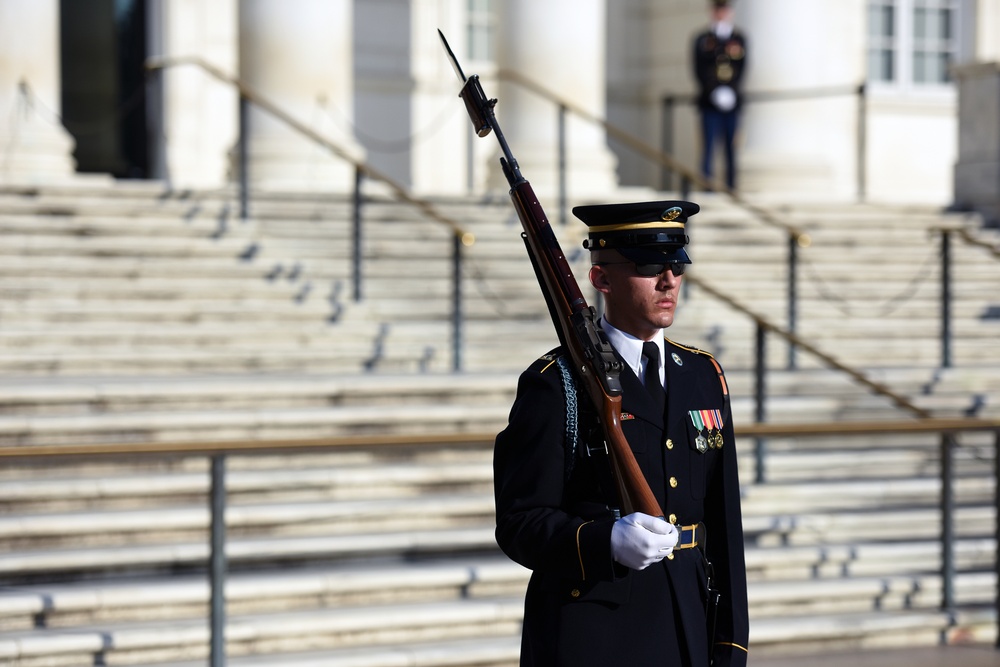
[
  {"xmin": 570, "ymin": 589, "xmax": 580, "ymax": 598},
  {"xmin": 668, "ymin": 513, "xmax": 677, "ymax": 524},
  {"xmin": 665, "ymin": 439, "xmax": 674, "ymax": 450},
  {"xmin": 666, "ymin": 552, "xmax": 675, "ymax": 560},
  {"xmin": 669, "ymin": 476, "xmax": 678, "ymax": 488}
]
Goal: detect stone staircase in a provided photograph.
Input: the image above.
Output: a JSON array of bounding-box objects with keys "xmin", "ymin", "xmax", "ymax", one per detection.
[
  {"xmin": 0, "ymin": 429, "xmax": 995, "ymax": 665},
  {"xmin": 0, "ymin": 182, "xmax": 998, "ymax": 665},
  {"xmin": 3, "ymin": 184, "xmax": 999, "ymax": 379}
]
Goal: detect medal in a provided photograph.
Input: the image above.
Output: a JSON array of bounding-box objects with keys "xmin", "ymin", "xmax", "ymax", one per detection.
[
  {"xmin": 688, "ymin": 410, "xmax": 709, "ymax": 454},
  {"xmin": 690, "ymin": 409, "xmax": 725, "ymax": 452},
  {"xmin": 710, "ymin": 430, "xmax": 724, "ymax": 449}
]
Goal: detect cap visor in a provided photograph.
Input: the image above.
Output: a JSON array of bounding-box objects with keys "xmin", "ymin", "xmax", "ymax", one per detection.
[{"xmin": 618, "ymin": 247, "xmax": 691, "ymax": 264}]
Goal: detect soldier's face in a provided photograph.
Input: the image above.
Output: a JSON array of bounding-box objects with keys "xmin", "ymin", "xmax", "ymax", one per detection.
[
  {"xmin": 712, "ymin": 7, "xmax": 732, "ymax": 22},
  {"xmin": 589, "ymin": 253, "xmax": 683, "ymax": 341}
]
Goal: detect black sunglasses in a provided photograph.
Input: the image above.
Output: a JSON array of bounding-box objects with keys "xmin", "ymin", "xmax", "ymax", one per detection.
[{"xmin": 595, "ymin": 261, "xmax": 687, "ymax": 277}]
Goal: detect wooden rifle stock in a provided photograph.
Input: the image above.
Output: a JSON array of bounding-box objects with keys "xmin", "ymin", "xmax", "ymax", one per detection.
[{"xmin": 438, "ymin": 31, "xmax": 662, "ymax": 517}]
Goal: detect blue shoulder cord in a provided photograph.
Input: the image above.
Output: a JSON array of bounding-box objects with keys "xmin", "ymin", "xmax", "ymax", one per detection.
[{"xmin": 555, "ymin": 355, "xmax": 579, "ymax": 481}]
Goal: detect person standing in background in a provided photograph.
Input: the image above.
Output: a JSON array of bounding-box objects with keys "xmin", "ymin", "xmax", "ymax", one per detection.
[{"xmin": 693, "ymin": 0, "xmax": 747, "ymax": 190}]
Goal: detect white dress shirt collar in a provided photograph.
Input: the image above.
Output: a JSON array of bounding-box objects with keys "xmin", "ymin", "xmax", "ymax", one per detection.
[
  {"xmin": 600, "ymin": 317, "xmax": 665, "ymax": 389},
  {"xmin": 713, "ymin": 20, "xmax": 734, "ymax": 39}
]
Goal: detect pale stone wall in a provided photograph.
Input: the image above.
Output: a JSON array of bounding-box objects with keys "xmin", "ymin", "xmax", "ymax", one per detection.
[
  {"xmin": 6, "ymin": 0, "xmax": 1000, "ymax": 204},
  {"xmin": 239, "ymin": 0, "xmax": 362, "ymax": 191},
  {"xmin": 866, "ymin": 92, "xmax": 958, "ymax": 204},
  {"xmin": 490, "ymin": 0, "xmax": 618, "ymax": 198},
  {"xmin": 607, "ymin": 0, "xmax": 703, "ymax": 191},
  {"xmin": 953, "ymin": 62, "xmax": 1000, "ymax": 222},
  {"xmin": 0, "ymin": 0, "xmax": 77, "ymax": 184}
]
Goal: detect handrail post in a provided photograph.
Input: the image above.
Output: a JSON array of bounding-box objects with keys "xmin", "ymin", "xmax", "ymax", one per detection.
[
  {"xmin": 209, "ymin": 454, "xmax": 227, "ymax": 667},
  {"xmin": 995, "ymin": 428, "xmax": 1000, "ymax": 648},
  {"xmin": 661, "ymin": 96, "xmax": 675, "ymax": 191},
  {"xmin": 754, "ymin": 322, "xmax": 767, "ymax": 483},
  {"xmin": 353, "ymin": 167, "xmax": 363, "ymax": 302},
  {"xmin": 941, "ymin": 229, "xmax": 952, "ymax": 368},
  {"xmin": 452, "ymin": 234, "xmax": 463, "ymax": 371},
  {"xmin": 787, "ymin": 233, "xmax": 798, "ymax": 369},
  {"xmin": 940, "ymin": 433, "xmax": 956, "ymax": 619},
  {"xmin": 558, "ymin": 104, "xmax": 567, "ymax": 226},
  {"xmin": 238, "ymin": 95, "xmax": 250, "ymax": 221},
  {"xmin": 857, "ymin": 83, "xmax": 867, "ymax": 202}
]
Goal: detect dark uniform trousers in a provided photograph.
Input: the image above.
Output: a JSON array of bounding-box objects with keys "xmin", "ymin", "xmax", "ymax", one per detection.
[{"xmin": 494, "ymin": 339, "xmax": 749, "ymax": 667}]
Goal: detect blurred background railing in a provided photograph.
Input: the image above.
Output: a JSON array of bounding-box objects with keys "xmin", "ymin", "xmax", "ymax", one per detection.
[
  {"xmin": 3, "ymin": 418, "xmax": 997, "ymax": 666},
  {"xmin": 144, "ymin": 58, "xmax": 1000, "ymax": 430}
]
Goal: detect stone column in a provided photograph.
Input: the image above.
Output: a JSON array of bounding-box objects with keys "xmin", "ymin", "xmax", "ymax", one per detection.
[
  {"xmin": 0, "ymin": 0, "xmax": 77, "ymax": 184},
  {"xmin": 406, "ymin": 0, "xmax": 469, "ymax": 195},
  {"xmin": 493, "ymin": 0, "xmax": 618, "ymax": 198},
  {"xmin": 953, "ymin": 62, "xmax": 1000, "ymax": 225},
  {"xmin": 148, "ymin": 0, "xmax": 239, "ymax": 188},
  {"xmin": 238, "ymin": 0, "xmax": 363, "ymax": 191},
  {"xmin": 736, "ymin": 0, "xmax": 865, "ymax": 198},
  {"xmin": 974, "ymin": 0, "xmax": 1000, "ymax": 61}
]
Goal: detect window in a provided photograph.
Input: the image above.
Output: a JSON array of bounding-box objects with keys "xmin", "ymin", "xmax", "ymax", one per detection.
[
  {"xmin": 466, "ymin": 0, "xmax": 495, "ymax": 62},
  {"xmin": 912, "ymin": 1, "xmax": 955, "ymax": 83},
  {"xmin": 868, "ymin": 1, "xmax": 896, "ymax": 82},
  {"xmin": 867, "ymin": 0, "xmax": 960, "ymax": 87}
]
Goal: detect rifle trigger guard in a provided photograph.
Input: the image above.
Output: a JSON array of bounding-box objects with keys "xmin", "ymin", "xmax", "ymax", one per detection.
[{"xmin": 570, "ymin": 308, "xmax": 623, "ymax": 397}]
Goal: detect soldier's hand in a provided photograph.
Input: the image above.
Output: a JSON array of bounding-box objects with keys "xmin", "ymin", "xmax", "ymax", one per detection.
[{"xmin": 610, "ymin": 512, "xmax": 679, "ymax": 570}]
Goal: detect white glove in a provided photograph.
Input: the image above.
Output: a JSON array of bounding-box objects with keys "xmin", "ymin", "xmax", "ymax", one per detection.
[
  {"xmin": 710, "ymin": 85, "xmax": 737, "ymax": 112},
  {"xmin": 610, "ymin": 512, "xmax": 679, "ymax": 570}
]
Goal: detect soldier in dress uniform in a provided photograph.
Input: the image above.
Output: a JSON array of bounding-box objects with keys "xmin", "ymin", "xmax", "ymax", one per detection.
[
  {"xmin": 693, "ymin": 0, "xmax": 748, "ymax": 190},
  {"xmin": 494, "ymin": 200, "xmax": 749, "ymax": 666}
]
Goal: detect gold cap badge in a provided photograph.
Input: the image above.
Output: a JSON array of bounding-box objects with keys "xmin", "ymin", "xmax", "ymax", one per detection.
[{"xmin": 661, "ymin": 206, "xmax": 683, "ymax": 221}]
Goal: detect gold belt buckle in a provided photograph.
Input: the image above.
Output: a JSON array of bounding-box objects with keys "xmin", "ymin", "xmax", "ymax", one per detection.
[{"xmin": 677, "ymin": 524, "xmax": 699, "ymax": 549}]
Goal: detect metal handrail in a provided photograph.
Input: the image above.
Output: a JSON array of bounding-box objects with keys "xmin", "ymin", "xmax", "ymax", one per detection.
[
  {"xmin": 143, "ymin": 58, "xmax": 956, "ymax": 414},
  {"xmin": 497, "ymin": 68, "xmax": 811, "ymax": 245},
  {"xmin": 934, "ymin": 223, "xmax": 1000, "ymax": 367},
  {"xmin": 950, "ymin": 226, "xmax": 1000, "ymax": 259},
  {"xmin": 144, "ymin": 56, "xmax": 475, "ymax": 369},
  {"xmin": 3, "ymin": 418, "xmax": 998, "ymax": 460},
  {"xmin": 691, "ymin": 276, "xmax": 931, "ymax": 418},
  {"xmin": 496, "ymin": 68, "xmax": 943, "ymax": 420},
  {"xmin": 146, "ymin": 55, "xmax": 474, "ymax": 245},
  {"xmin": 4, "ymin": 418, "xmax": 999, "ymax": 662}
]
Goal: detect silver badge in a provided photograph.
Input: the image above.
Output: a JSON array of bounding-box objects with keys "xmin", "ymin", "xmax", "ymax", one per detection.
[
  {"xmin": 695, "ymin": 434, "xmax": 708, "ymax": 453},
  {"xmin": 672, "ymin": 352, "xmax": 683, "ymax": 366}
]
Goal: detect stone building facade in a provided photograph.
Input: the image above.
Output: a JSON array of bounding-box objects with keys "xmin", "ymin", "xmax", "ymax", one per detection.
[{"xmin": 1, "ymin": 0, "xmax": 998, "ymax": 206}]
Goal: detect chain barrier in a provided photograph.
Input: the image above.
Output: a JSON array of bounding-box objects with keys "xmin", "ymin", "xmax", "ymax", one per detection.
[
  {"xmin": 12, "ymin": 78, "xmax": 147, "ymax": 138},
  {"xmin": 798, "ymin": 243, "xmax": 940, "ymax": 318},
  {"xmin": 320, "ymin": 98, "xmax": 462, "ymax": 155}
]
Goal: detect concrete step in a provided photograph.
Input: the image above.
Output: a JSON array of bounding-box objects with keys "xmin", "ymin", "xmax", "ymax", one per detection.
[
  {"xmin": 745, "ymin": 505, "xmax": 996, "ymax": 547},
  {"xmin": 153, "ymin": 638, "xmax": 522, "ymax": 667},
  {"xmin": 745, "ymin": 538, "xmax": 997, "ymax": 581},
  {"xmin": 0, "ymin": 373, "xmax": 515, "ymax": 413},
  {"xmin": 748, "ymin": 607, "xmax": 997, "ymax": 656},
  {"xmin": 0, "ymin": 493, "xmax": 495, "ymax": 553},
  {"xmin": 0, "ymin": 525, "xmax": 500, "ymax": 581},
  {"xmin": 0, "ymin": 403, "xmax": 510, "ymax": 445},
  {"xmin": 1, "ymin": 561, "xmax": 989, "ymax": 636},
  {"xmin": 0, "ymin": 558, "xmax": 525, "ymax": 630},
  {"xmin": 0, "ymin": 597, "xmax": 525, "ymax": 667},
  {"xmin": 0, "ymin": 568, "xmax": 992, "ymax": 666}
]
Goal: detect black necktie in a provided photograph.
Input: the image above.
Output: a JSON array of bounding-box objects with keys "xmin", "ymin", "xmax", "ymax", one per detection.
[{"xmin": 641, "ymin": 342, "xmax": 665, "ymax": 401}]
